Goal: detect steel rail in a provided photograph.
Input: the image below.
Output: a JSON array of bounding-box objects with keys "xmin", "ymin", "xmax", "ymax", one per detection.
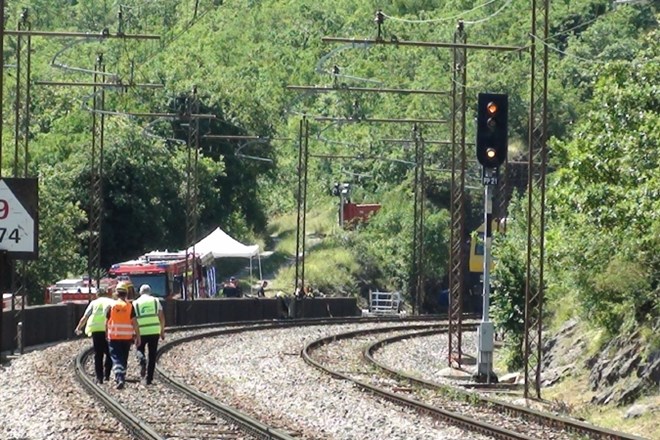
[
  {"xmin": 157, "ymin": 331, "xmax": 297, "ymax": 440},
  {"xmin": 156, "ymin": 318, "xmax": 424, "ymax": 439},
  {"xmin": 75, "ymin": 347, "xmax": 165, "ymax": 440},
  {"xmin": 302, "ymin": 324, "xmax": 540, "ymax": 440},
  {"xmin": 364, "ymin": 330, "xmax": 648, "ymax": 440},
  {"xmin": 77, "ymin": 317, "xmax": 481, "ymax": 439}
]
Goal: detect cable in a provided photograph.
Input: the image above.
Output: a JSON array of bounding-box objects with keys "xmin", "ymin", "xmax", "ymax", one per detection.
[
  {"xmin": 462, "ymin": 0, "xmax": 512, "ymax": 25},
  {"xmin": 50, "ymin": 39, "xmax": 117, "ymax": 77},
  {"xmin": 381, "ymin": 0, "xmax": 499, "ymax": 24},
  {"xmin": 547, "ymin": 16, "xmax": 601, "ymax": 40},
  {"xmin": 315, "ymin": 44, "xmax": 384, "ymax": 85},
  {"xmin": 530, "ymin": 33, "xmax": 600, "ymax": 63},
  {"xmin": 234, "ymin": 139, "xmax": 274, "ymax": 163}
]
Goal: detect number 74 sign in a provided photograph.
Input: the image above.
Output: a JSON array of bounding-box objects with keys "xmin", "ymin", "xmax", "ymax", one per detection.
[{"xmin": 0, "ymin": 178, "xmax": 38, "ymax": 259}]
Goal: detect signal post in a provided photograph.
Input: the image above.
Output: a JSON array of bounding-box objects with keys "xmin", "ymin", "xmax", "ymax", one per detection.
[{"xmin": 475, "ymin": 93, "xmax": 508, "ymax": 383}]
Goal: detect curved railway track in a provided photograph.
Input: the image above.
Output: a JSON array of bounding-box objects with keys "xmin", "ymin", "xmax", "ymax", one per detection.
[
  {"xmin": 75, "ymin": 329, "xmax": 294, "ymax": 440},
  {"xmin": 75, "ymin": 316, "xmax": 454, "ymax": 439},
  {"xmin": 303, "ymin": 325, "xmax": 648, "ymax": 440}
]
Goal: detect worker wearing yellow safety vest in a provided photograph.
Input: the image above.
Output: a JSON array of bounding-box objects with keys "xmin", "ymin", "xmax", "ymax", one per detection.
[
  {"xmin": 133, "ymin": 284, "xmax": 165, "ymax": 385},
  {"xmin": 106, "ymin": 281, "xmax": 141, "ymax": 389},
  {"xmin": 74, "ymin": 287, "xmax": 115, "ymax": 384}
]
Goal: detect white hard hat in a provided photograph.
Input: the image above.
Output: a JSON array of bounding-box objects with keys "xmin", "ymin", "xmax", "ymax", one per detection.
[{"xmin": 139, "ymin": 284, "xmax": 152, "ymax": 295}]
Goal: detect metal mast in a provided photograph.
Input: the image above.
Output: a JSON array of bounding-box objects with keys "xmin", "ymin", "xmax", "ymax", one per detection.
[
  {"xmin": 524, "ymin": 0, "xmax": 550, "ymax": 398},
  {"xmin": 411, "ymin": 125, "xmax": 426, "ymax": 315},
  {"xmin": 184, "ymin": 87, "xmax": 201, "ymax": 299},
  {"xmin": 448, "ymin": 21, "xmax": 468, "ymax": 367},
  {"xmin": 88, "ymin": 54, "xmax": 106, "ymax": 289}
]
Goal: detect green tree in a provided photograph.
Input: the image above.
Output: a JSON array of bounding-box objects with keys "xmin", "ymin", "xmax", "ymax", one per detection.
[{"xmin": 546, "ymin": 39, "xmax": 659, "ymax": 335}]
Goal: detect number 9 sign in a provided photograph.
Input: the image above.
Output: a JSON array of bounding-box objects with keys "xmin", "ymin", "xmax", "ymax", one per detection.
[{"xmin": 0, "ymin": 199, "xmax": 9, "ymax": 219}]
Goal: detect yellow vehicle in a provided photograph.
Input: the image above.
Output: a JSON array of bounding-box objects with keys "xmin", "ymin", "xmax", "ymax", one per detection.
[{"xmin": 468, "ymin": 218, "xmax": 506, "ymax": 273}]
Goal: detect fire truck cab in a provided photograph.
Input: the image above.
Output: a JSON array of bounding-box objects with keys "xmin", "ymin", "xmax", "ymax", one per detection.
[{"xmin": 109, "ymin": 251, "xmax": 205, "ymax": 299}]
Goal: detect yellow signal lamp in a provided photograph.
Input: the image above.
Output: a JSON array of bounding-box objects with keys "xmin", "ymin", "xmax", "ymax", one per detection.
[
  {"xmin": 486, "ymin": 147, "xmax": 497, "ymax": 160},
  {"xmin": 486, "ymin": 101, "xmax": 498, "ymax": 116}
]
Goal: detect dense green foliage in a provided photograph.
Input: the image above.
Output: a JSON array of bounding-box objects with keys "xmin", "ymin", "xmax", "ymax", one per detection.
[{"xmin": 0, "ymin": 0, "xmax": 657, "ymax": 349}]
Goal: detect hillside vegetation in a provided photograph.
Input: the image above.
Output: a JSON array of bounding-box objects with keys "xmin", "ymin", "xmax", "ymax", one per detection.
[{"xmin": 2, "ymin": 0, "xmax": 657, "ymax": 416}]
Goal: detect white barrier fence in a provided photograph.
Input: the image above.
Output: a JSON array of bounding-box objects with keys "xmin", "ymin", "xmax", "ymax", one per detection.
[{"xmin": 369, "ymin": 291, "xmax": 401, "ymax": 315}]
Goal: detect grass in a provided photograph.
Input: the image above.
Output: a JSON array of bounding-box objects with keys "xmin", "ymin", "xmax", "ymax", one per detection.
[
  {"xmin": 491, "ymin": 320, "xmax": 658, "ymax": 440},
  {"xmin": 543, "ymin": 375, "xmax": 659, "ymax": 439},
  {"xmin": 264, "ymin": 200, "xmax": 360, "ymax": 296}
]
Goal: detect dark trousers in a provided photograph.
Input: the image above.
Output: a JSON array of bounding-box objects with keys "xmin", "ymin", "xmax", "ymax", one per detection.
[
  {"xmin": 136, "ymin": 334, "xmax": 159, "ymax": 383},
  {"xmin": 91, "ymin": 332, "xmax": 112, "ymax": 381},
  {"xmin": 108, "ymin": 339, "xmax": 132, "ymax": 384}
]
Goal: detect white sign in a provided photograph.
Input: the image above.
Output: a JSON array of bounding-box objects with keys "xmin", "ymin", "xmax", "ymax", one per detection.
[{"xmin": 0, "ymin": 180, "xmax": 35, "ymax": 253}]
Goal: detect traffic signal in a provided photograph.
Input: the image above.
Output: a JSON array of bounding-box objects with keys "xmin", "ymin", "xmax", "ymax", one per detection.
[{"xmin": 476, "ymin": 93, "xmax": 508, "ymax": 168}]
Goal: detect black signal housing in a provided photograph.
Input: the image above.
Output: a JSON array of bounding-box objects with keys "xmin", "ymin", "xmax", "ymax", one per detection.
[{"xmin": 476, "ymin": 93, "xmax": 508, "ymax": 168}]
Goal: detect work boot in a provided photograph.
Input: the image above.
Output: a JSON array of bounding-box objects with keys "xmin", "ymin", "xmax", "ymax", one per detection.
[{"xmin": 115, "ymin": 373, "xmax": 125, "ymax": 389}]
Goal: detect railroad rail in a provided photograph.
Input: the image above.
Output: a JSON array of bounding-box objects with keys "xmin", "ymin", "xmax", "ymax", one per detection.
[
  {"xmin": 303, "ymin": 325, "xmax": 649, "ymax": 440},
  {"xmin": 75, "ymin": 346, "xmax": 169, "ymax": 440},
  {"xmin": 76, "ymin": 315, "xmax": 463, "ymax": 439},
  {"xmin": 365, "ymin": 328, "xmax": 647, "ymax": 440}
]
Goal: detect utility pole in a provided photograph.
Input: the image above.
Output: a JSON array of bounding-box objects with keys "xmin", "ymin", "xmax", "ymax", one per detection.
[
  {"xmin": 294, "ymin": 117, "xmax": 308, "ymax": 294},
  {"xmin": 0, "ymin": 0, "xmax": 7, "ymax": 357},
  {"xmin": 8, "ymin": 8, "xmax": 33, "ymax": 354},
  {"xmin": 525, "ymin": 0, "xmax": 550, "ymax": 399},
  {"xmin": 184, "ymin": 87, "xmax": 200, "ymax": 300},
  {"xmin": 410, "ymin": 125, "xmax": 426, "ymax": 315},
  {"xmin": 89, "ymin": 54, "xmax": 105, "ymax": 291},
  {"xmin": 448, "ymin": 21, "xmax": 468, "ymax": 368}
]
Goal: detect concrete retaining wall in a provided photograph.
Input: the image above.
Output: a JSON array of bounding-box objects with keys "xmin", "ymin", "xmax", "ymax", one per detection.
[{"xmin": 1, "ymin": 297, "xmax": 359, "ymax": 352}]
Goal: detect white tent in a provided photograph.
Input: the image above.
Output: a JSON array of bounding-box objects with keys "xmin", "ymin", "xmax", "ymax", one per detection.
[{"xmin": 190, "ymin": 227, "xmax": 262, "ymax": 289}]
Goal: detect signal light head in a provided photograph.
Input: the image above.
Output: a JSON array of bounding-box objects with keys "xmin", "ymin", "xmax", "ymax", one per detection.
[{"xmin": 476, "ymin": 93, "xmax": 508, "ymax": 169}]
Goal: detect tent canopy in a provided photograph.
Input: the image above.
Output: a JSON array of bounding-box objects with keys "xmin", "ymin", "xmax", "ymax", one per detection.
[{"xmin": 190, "ymin": 227, "xmax": 259, "ymax": 260}]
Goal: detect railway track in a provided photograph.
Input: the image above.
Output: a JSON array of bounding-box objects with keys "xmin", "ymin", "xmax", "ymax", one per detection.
[
  {"xmin": 75, "ymin": 325, "xmax": 298, "ymax": 440},
  {"xmin": 75, "ymin": 316, "xmax": 455, "ymax": 439},
  {"xmin": 303, "ymin": 325, "xmax": 648, "ymax": 440}
]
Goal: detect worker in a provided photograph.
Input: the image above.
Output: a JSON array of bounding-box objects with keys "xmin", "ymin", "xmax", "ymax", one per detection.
[
  {"xmin": 74, "ymin": 287, "xmax": 115, "ymax": 384},
  {"xmin": 257, "ymin": 280, "xmax": 268, "ymax": 298},
  {"xmin": 133, "ymin": 284, "xmax": 165, "ymax": 385},
  {"xmin": 106, "ymin": 281, "xmax": 140, "ymax": 389}
]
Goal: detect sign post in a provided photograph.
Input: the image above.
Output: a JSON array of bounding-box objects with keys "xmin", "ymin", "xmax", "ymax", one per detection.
[{"xmin": 0, "ymin": 178, "xmax": 37, "ymax": 356}]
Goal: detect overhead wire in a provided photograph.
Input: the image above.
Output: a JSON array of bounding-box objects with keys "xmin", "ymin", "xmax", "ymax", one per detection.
[
  {"xmin": 462, "ymin": 0, "xmax": 513, "ymax": 25},
  {"xmin": 380, "ymin": 0, "xmax": 500, "ymax": 24},
  {"xmin": 530, "ymin": 33, "xmax": 602, "ymax": 63}
]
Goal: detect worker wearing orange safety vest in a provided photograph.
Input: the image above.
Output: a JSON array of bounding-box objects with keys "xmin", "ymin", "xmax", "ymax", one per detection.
[
  {"xmin": 133, "ymin": 284, "xmax": 165, "ymax": 385},
  {"xmin": 106, "ymin": 281, "xmax": 141, "ymax": 389}
]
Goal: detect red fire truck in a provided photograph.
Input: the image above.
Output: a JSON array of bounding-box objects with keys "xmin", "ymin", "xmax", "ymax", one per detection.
[{"xmin": 108, "ymin": 251, "xmax": 206, "ymax": 299}]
